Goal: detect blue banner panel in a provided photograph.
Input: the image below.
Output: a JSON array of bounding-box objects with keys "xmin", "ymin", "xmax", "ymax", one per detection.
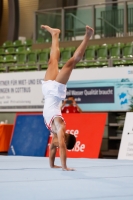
[
  {"xmin": 8, "ymin": 114, "xmax": 50, "ymax": 156},
  {"xmin": 66, "ymin": 86, "xmax": 114, "ymax": 103}
]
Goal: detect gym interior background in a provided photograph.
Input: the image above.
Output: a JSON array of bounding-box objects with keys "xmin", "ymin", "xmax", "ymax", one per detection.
[{"xmin": 0, "ymin": 0, "xmax": 133, "ymax": 159}]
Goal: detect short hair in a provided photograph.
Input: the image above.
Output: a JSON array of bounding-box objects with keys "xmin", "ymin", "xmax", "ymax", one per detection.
[
  {"xmin": 66, "ymin": 134, "xmax": 76, "ymax": 150},
  {"xmin": 67, "ymin": 95, "xmax": 74, "ymax": 99}
]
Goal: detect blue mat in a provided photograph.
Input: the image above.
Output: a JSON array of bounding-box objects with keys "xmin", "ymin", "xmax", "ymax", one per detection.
[
  {"xmin": 0, "ymin": 156, "xmax": 133, "ymax": 200},
  {"xmin": 8, "ymin": 114, "xmax": 50, "ymax": 156}
]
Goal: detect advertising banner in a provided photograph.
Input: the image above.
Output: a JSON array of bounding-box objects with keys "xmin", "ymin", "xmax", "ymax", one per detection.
[
  {"xmin": 45, "ymin": 113, "xmax": 107, "ymax": 158},
  {"xmin": 0, "ymin": 67, "xmax": 133, "ymax": 111},
  {"xmin": 0, "ymin": 71, "xmax": 43, "ymax": 111},
  {"xmin": 118, "ymin": 112, "xmax": 133, "ymax": 160}
]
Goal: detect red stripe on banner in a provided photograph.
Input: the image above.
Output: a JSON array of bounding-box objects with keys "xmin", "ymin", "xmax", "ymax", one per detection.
[{"xmin": 45, "ymin": 113, "xmax": 107, "ymax": 158}]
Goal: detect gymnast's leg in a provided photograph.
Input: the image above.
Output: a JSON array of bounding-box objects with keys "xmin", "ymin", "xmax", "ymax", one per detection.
[{"xmin": 41, "ymin": 25, "xmax": 60, "ymax": 81}]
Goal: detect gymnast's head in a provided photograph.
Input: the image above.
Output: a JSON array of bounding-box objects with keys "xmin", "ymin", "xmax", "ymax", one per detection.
[{"xmin": 65, "ymin": 133, "xmax": 76, "ymax": 150}]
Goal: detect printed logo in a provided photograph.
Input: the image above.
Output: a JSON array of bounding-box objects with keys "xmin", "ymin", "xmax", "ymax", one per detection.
[
  {"xmin": 119, "ymin": 92, "xmax": 128, "ymax": 105},
  {"xmin": 128, "ymin": 70, "xmax": 133, "ymax": 74}
]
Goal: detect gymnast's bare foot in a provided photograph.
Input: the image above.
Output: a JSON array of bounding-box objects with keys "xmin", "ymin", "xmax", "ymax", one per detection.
[
  {"xmin": 41, "ymin": 25, "xmax": 60, "ymax": 36},
  {"xmin": 85, "ymin": 25, "xmax": 94, "ymax": 38}
]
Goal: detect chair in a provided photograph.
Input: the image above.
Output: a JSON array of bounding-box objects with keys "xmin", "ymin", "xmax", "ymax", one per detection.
[
  {"xmin": 60, "ymin": 47, "xmax": 64, "ymax": 53},
  {"xmin": 4, "ymin": 55, "xmax": 16, "ymax": 64},
  {"xmin": 3, "ymin": 55, "xmax": 16, "ymax": 71},
  {"xmin": 32, "ymin": 49, "xmax": 42, "ymax": 54},
  {"xmin": 42, "ymin": 48, "xmax": 50, "ymax": 52},
  {"xmin": 121, "ymin": 45, "xmax": 133, "ymax": 65},
  {"xmin": 0, "ymin": 64, "xmax": 6, "ymax": 72},
  {"xmin": 9, "ymin": 54, "xmax": 27, "ymax": 72},
  {"xmin": 59, "ymin": 49, "xmax": 72, "ymax": 68},
  {"xmin": 16, "ymin": 54, "xmax": 27, "ymax": 64},
  {"xmin": 0, "ymin": 59, "xmax": 6, "ymax": 72},
  {"xmin": 0, "ymin": 48, "xmax": 5, "ymax": 55},
  {"xmin": 0, "ymin": 56, "xmax": 5, "ymax": 64},
  {"xmin": 13, "ymin": 40, "xmax": 23, "ymax": 47},
  {"xmin": 24, "ymin": 39, "xmax": 33, "ymax": 47},
  {"xmin": 87, "ymin": 45, "xmax": 99, "ymax": 50},
  {"xmin": 106, "ymin": 44, "xmax": 112, "ymax": 49},
  {"xmin": 27, "ymin": 52, "xmax": 38, "ymax": 70},
  {"xmin": 123, "ymin": 45, "xmax": 133, "ymax": 57},
  {"xmin": 64, "ymin": 47, "xmax": 76, "ymax": 54},
  {"xmin": 110, "ymin": 46, "xmax": 121, "ymax": 66},
  {"xmin": 26, "ymin": 46, "xmax": 32, "ymax": 52},
  {"xmin": 2, "ymin": 41, "xmax": 13, "ymax": 48},
  {"xmin": 16, "ymin": 46, "xmax": 26, "ymax": 54},
  {"xmin": 96, "ymin": 45, "xmax": 108, "ymax": 67},
  {"xmin": 5, "ymin": 48, "xmax": 16, "ymax": 55},
  {"xmin": 38, "ymin": 52, "xmax": 49, "ymax": 69},
  {"xmin": 126, "ymin": 42, "xmax": 133, "ymax": 45},
  {"xmin": 80, "ymin": 47, "xmax": 96, "ymax": 68},
  {"xmin": 0, "ymin": 56, "xmax": 6, "ymax": 72},
  {"xmin": 113, "ymin": 42, "xmax": 125, "ymax": 48}
]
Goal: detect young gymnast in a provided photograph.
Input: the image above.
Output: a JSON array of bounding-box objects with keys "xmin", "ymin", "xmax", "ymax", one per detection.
[{"xmin": 41, "ymin": 25, "xmax": 94, "ymax": 171}]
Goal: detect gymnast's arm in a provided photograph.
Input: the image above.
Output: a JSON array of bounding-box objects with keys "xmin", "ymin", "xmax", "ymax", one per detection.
[{"xmin": 49, "ymin": 140, "xmax": 62, "ymax": 168}]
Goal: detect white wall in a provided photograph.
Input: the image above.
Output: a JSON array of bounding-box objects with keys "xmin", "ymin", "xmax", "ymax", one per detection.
[{"xmin": 19, "ymin": 0, "xmax": 38, "ymax": 39}]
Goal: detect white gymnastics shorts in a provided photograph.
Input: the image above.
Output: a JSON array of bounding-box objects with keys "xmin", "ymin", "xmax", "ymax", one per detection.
[{"xmin": 41, "ymin": 80, "xmax": 67, "ymax": 132}]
